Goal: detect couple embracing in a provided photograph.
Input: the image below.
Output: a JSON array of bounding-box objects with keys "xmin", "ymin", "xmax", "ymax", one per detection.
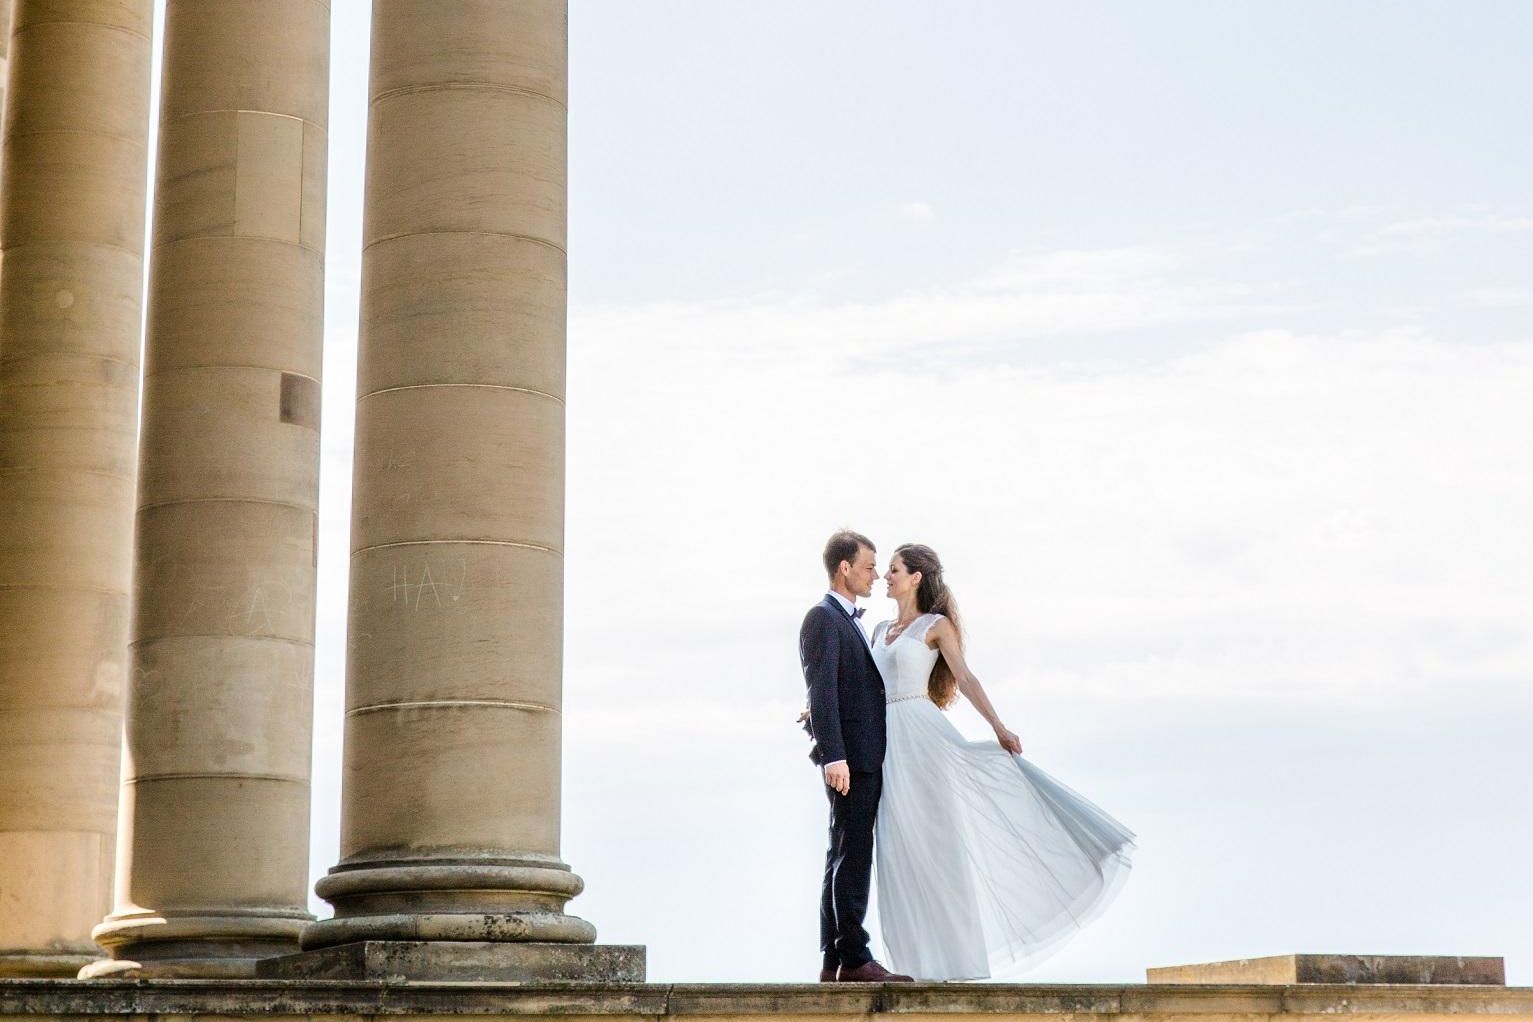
[{"xmin": 800, "ymin": 531, "xmax": 1136, "ymax": 983}]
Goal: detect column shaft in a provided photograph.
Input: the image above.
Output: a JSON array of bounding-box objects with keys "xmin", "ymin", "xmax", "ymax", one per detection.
[
  {"xmin": 85, "ymin": 0, "xmax": 329, "ymax": 978},
  {"xmin": 306, "ymin": 0, "xmax": 589, "ymax": 949},
  {"xmin": 0, "ymin": 0, "xmax": 10, "ymax": 136},
  {"xmin": 0, "ymin": 0, "xmax": 151, "ymax": 978}
]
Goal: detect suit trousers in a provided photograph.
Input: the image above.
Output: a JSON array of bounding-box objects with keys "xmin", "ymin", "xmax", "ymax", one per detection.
[{"xmin": 820, "ymin": 768, "xmax": 883, "ymax": 970}]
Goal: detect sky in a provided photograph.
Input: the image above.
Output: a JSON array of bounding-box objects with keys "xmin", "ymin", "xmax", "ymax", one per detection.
[{"xmin": 144, "ymin": 0, "xmax": 1533, "ymax": 984}]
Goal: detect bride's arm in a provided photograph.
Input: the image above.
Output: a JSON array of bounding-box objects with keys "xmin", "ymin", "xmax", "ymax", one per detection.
[{"xmin": 929, "ymin": 618, "xmax": 1023, "ymax": 755}]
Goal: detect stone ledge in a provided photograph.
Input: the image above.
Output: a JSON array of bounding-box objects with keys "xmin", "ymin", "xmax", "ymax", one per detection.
[
  {"xmin": 0, "ymin": 980, "xmax": 1530, "ymax": 1018},
  {"xmin": 1149, "ymin": 954, "xmax": 1506, "ymax": 985}
]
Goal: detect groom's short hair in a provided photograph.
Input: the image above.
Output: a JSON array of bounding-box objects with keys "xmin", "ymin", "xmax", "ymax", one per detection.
[{"xmin": 823, "ymin": 530, "xmax": 875, "ymax": 580}]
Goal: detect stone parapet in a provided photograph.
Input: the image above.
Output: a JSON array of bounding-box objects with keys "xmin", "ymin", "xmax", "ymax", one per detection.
[{"xmin": 0, "ymin": 980, "xmax": 1531, "ymax": 1020}]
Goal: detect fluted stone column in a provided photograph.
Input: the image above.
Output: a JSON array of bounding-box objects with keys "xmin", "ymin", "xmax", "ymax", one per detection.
[
  {"xmin": 0, "ymin": 0, "xmax": 151, "ymax": 978},
  {"xmin": 293, "ymin": 1, "xmax": 637, "ymax": 981},
  {"xmin": 84, "ymin": 0, "xmax": 329, "ymax": 978}
]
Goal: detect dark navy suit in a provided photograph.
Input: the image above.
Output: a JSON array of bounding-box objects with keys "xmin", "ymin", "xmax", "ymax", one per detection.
[{"xmin": 800, "ymin": 594, "xmax": 886, "ymax": 971}]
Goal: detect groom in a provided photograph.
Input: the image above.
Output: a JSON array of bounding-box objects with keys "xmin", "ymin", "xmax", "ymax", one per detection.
[{"xmin": 799, "ymin": 530, "xmax": 913, "ymax": 983}]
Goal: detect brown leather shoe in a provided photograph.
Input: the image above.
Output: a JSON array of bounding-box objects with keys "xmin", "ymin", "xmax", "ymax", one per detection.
[
  {"xmin": 819, "ymin": 967, "xmax": 837, "ymax": 982},
  {"xmin": 837, "ymin": 959, "xmax": 914, "ymax": 982}
]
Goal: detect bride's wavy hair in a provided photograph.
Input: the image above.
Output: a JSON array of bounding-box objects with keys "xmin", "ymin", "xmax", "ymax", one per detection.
[{"xmin": 894, "ymin": 543, "xmax": 962, "ymax": 708}]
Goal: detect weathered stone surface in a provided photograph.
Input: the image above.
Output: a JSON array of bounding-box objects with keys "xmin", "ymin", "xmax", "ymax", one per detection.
[
  {"xmin": 1148, "ymin": 954, "xmax": 1506, "ymax": 985},
  {"xmin": 0, "ymin": 953, "xmax": 99, "ymax": 979},
  {"xmin": 2, "ymin": 979, "xmax": 1533, "ymax": 1019},
  {"xmin": 256, "ymin": 941, "xmax": 645, "ymax": 983},
  {"xmin": 0, "ymin": 0, "xmax": 152, "ymax": 975}
]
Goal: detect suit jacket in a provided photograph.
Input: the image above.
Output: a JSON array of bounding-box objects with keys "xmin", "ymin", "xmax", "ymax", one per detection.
[{"xmin": 800, "ymin": 595, "xmax": 887, "ymax": 772}]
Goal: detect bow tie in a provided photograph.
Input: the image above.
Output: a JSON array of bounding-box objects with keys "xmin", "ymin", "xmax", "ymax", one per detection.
[{"xmin": 849, "ymin": 606, "xmax": 865, "ymax": 620}]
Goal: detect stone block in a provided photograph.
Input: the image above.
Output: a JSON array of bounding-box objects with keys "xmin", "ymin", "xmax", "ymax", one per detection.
[
  {"xmin": 1147, "ymin": 953, "xmax": 1505, "ymax": 985},
  {"xmin": 255, "ymin": 940, "xmax": 646, "ymax": 983}
]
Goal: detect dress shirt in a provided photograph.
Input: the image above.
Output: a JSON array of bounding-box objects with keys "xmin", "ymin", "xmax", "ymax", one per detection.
[{"xmin": 826, "ymin": 591, "xmax": 872, "ymax": 651}]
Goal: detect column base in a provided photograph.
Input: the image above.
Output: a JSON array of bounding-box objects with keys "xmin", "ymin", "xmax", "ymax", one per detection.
[
  {"xmin": 257, "ymin": 940, "xmax": 645, "ymax": 982},
  {"xmin": 301, "ymin": 910, "xmax": 597, "ymax": 948},
  {"xmin": 84, "ymin": 911, "xmax": 310, "ymax": 978},
  {"xmin": 0, "ymin": 951, "xmax": 102, "ymax": 978},
  {"xmin": 307, "ymin": 857, "xmax": 597, "ymax": 948}
]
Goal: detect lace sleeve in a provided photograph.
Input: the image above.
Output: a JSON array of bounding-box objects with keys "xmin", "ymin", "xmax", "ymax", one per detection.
[{"xmin": 910, "ymin": 613, "xmax": 945, "ymax": 643}]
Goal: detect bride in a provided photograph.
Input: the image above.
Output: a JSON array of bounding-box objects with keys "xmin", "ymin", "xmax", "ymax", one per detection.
[{"xmin": 871, "ymin": 543, "xmax": 1135, "ymax": 981}]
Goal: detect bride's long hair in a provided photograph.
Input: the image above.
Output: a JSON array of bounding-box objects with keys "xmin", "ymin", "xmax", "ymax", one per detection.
[{"xmin": 894, "ymin": 543, "xmax": 963, "ymax": 708}]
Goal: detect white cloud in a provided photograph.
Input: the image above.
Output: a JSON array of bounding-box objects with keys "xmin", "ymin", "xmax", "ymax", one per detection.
[
  {"xmin": 1382, "ymin": 213, "xmax": 1533, "ymax": 236},
  {"xmin": 1463, "ymin": 286, "xmax": 1533, "ymax": 309},
  {"xmin": 893, "ymin": 200, "xmax": 936, "ymax": 221},
  {"xmin": 1271, "ymin": 204, "xmax": 1382, "ymax": 226},
  {"xmin": 566, "ymin": 274, "xmax": 1533, "ymax": 715},
  {"xmin": 572, "ymin": 244, "xmax": 1284, "ymax": 380},
  {"xmin": 969, "ymin": 244, "xmax": 1181, "ymax": 289}
]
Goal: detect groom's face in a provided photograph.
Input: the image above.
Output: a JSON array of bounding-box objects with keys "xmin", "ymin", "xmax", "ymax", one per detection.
[{"xmin": 846, "ymin": 545, "xmax": 878, "ymax": 599}]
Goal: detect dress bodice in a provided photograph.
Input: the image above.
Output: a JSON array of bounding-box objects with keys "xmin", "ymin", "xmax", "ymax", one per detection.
[{"xmin": 870, "ymin": 614, "xmax": 943, "ymax": 703}]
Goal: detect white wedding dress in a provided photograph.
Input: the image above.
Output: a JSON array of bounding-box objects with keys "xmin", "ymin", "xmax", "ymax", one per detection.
[{"xmin": 871, "ymin": 614, "xmax": 1135, "ymax": 981}]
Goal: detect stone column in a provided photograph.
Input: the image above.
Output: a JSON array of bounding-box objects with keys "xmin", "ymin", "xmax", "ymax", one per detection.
[
  {"xmin": 0, "ymin": 0, "xmax": 151, "ymax": 978},
  {"xmin": 84, "ymin": 0, "xmax": 328, "ymax": 978},
  {"xmin": 295, "ymin": 0, "xmax": 637, "ymax": 981},
  {"xmin": 0, "ymin": 0, "xmax": 12, "ymax": 198}
]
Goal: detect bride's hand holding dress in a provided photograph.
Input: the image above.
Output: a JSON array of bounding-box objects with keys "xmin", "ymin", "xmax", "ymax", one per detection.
[{"xmin": 926, "ymin": 615, "xmax": 1023, "ymax": 756}]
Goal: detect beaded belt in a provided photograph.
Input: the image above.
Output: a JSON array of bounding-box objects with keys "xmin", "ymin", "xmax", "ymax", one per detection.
[{"xmin": 887, "ymin": 693, "xmax": 928, "ymax": 705}]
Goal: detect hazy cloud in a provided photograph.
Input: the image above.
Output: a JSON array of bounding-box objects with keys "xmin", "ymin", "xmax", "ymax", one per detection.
[
  {"xmin": 1463, "ymin": 286, "xmax": 1533, "ymax": 309},
  {"xmin": 1383, "ymin": 213, "xmax": 1533, "ymax": 237},
  {"xmin": 894, "ymin": 200, "xmax": 936, "ymax": 221}
]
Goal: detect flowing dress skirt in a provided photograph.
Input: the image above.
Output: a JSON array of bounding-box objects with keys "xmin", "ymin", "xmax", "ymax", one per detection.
[{"xmin": 874, "ymin": 697, "xmax": 1135, "ymax": 981}]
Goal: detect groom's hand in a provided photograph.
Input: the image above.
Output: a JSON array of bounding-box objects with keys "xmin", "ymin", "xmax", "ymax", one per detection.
[{"xmin": 824, "ymin": 761, "xmax": 850, "ymax": 796}]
